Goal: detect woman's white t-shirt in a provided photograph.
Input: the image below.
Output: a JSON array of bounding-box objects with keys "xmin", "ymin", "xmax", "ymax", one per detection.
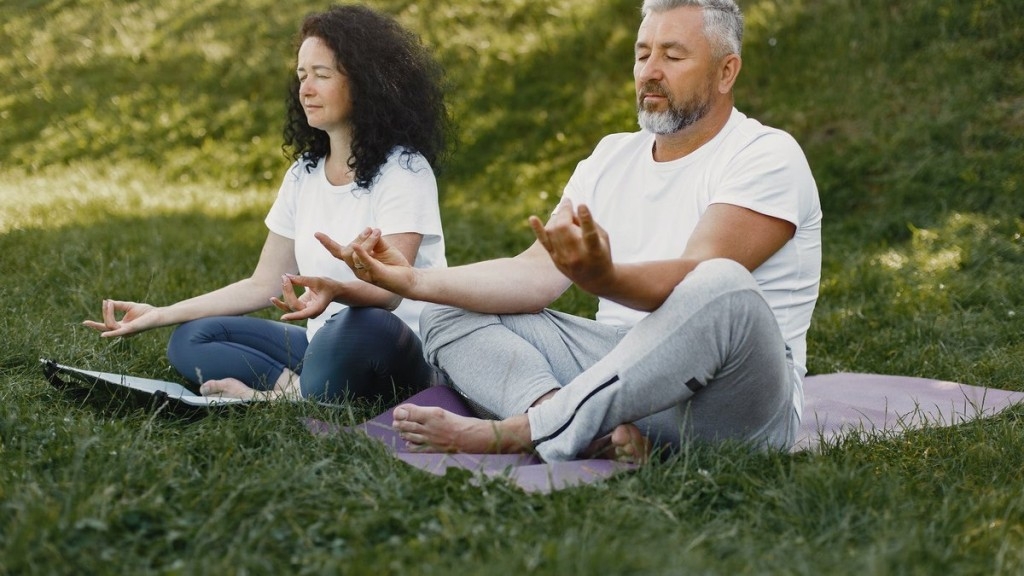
[{"xmin": 264, "ymin": 149, "xmax": 446, "ymax": 339}]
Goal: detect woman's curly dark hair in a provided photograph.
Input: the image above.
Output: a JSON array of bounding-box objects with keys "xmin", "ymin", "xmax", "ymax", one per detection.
[{"xmin": 282, "ymin": 5, "xmax": 450, "ymax": 189}]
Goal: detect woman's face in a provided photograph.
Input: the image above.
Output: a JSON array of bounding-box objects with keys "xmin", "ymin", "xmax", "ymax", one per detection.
[{"xmin": 296, "ymin": 36, "xmax": 352, "ymax": 134}]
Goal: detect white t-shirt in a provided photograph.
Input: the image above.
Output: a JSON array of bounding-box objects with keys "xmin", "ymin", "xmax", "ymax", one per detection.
[
  {"xmin": 265, "ymin": 149, "xmax": 446, "ymax": 339},
  {"xmin": 562, "ymin": 108, "xmax": 822, "ymax": 379}
]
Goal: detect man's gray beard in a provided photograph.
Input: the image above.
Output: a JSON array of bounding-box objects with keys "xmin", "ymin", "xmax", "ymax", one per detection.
[{"xmin": 637, "ymin": 98, "xmax": 711, "ymax": 135}]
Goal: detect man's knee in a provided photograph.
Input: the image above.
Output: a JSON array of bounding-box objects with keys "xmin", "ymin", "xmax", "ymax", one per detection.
[
  {"xmin": 419, "ymin": 303, "xmax": 461, "ymax": 339},
  {"xmin": 689, "ymin": 258, "xmax": 754, "ymax": 287},
  {"xmin": 647, "ymin": 258, "xmax": 768, "ymax": 335},
  {"xmin": 420, "ymin": 304, "xmax": 468, "ymax": 356},
  {"xmin": 419, "ymin": 304, "xmax": 501, "ymax": 361},
  {"xmin": 668, "ymin": 258, "xmax": 758, "ymax": 302}
]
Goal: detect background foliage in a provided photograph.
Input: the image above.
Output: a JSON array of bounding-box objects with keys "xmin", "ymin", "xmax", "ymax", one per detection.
[{"xmin": 1, "ymin": 0, "xmax": 1022, "ymax": 573}]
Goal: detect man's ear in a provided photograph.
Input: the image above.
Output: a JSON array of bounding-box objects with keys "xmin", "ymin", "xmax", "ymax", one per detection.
[{"xmin": 718, "ymin": 54, "xmax": 741, "ymax": 94}]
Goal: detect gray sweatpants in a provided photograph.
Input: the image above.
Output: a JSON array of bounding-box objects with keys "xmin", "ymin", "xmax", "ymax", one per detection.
[{"xmin": 420, "ymin": 258, "xmax": 800, "ymax": 462}]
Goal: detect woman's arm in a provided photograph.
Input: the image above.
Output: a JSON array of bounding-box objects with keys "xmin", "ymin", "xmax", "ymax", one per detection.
[
  {"xmin": 83, "ymin": 232, "xmax": 298, "ymax": 337},
  {"xmin": 271, "ymin": 232, "xmax": 423, "ymax": 319}
]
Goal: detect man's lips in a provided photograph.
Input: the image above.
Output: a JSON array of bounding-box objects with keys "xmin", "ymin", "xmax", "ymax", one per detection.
[
  {"xmin": 639, "ymin": 81, "xmax": 668, "ymax": 104},
  {"xmin": 640, "ymin": 93, "xmax": 668, "ymax": 108}
]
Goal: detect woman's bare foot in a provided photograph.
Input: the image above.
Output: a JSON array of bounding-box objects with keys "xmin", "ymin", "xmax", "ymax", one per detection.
[
  {"xmin": 199, "ymin": 378, "xmax": 260, "ymax": 400},
  {"xmin": 392, "ymin": 404, "xmax": 532, "ymax": 454}
]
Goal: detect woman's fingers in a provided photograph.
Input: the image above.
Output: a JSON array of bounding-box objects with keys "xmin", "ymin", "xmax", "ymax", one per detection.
[{"xmin": 279, "ymin": 275, "xmax": 303, "ymax": 310}]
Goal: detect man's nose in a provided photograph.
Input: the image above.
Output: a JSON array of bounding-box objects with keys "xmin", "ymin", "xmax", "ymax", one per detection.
[{"xmin": 636, "ymin": 58, "xmax": 663, "ymax": 83}]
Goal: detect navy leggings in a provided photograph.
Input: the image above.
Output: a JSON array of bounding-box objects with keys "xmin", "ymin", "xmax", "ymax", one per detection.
[{"xmin": 166, "ymin": 307, "xmax": 434, "ymax": 403}]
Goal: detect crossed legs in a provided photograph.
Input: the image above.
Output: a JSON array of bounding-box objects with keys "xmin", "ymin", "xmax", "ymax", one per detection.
[
  {"xmin": 394, "ymin": 259, "xmax": 799, "ymax": 462},
  {"xmin": 169, "ymin": 307, "xmax": 434, "ymax": 404}
]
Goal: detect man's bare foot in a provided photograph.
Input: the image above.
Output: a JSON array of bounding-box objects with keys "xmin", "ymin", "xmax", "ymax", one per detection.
[
  {"xmin": 579, "ymin": 423, "xmax": 651, "ymax": 463},
  {"xmin": 580, "ymin": 434, "xmax": 614, "ymax": 459},
  {"xmin": 392, "ymin": 404, "xmax": 532, "ymax": 454},
  {"xmin": 200, "ymin": 378, "xmax": 259, "ymax": 400},
  {"xmin": 610, "ymin": 423, "xmax": 651, "ymax": 464}
]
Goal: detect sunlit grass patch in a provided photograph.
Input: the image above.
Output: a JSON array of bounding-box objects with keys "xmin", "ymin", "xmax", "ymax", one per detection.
[
  {"xmin": 3, "ymin": 0, "xmax": 1024, "ymax": 573},
  {"xmin": 0, "ymin": 163, "xmax": 273, "ymax": 235}
]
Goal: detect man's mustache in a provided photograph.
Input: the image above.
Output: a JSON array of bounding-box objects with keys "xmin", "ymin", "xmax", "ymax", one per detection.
[{"xmin": 639, "ymin": 81, "xmax": 669, "ymax": 99}]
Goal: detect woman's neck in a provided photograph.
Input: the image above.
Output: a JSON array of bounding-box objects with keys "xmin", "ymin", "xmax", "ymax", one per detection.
[{"xmin": 325, "ymin": 129, "xmax": 355, "ymax": 186}]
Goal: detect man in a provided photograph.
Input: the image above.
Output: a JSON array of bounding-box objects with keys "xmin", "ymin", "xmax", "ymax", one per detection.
[{"xmin": 295, "ymin": 0, "xmax": 822, "ymax": 462}]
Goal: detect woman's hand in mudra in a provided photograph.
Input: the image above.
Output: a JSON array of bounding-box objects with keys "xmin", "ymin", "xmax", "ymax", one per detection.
[{"xmin": 270, "ymin": 274, "xmax": 341, "ymax": 321}]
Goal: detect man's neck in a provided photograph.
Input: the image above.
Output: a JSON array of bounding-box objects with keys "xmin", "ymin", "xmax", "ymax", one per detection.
[{"xmin": 652, "ymin": 103, "xmax": 733, "ymax": 162}]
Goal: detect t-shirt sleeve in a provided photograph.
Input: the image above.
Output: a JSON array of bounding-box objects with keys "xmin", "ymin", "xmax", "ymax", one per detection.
[
  {"xmin": 561, "ymin": 158, "xmax": 589, "ymax": 209},
  {"xmin": 711, "ymin": 131, "xmax": 815, "ymax": 226},
  {"xmin": 370, "ymin": 153, "xmax": 443, "ymax": 238},
  {"xmin": 264, "ymin": 162, "xmax": 303, "ymax": 239}
]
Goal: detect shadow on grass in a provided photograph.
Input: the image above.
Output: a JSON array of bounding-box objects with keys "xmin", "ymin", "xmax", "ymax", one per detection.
[{"xmin": 0, "ymin": 209, "xmax": 269, "ymax": 376}]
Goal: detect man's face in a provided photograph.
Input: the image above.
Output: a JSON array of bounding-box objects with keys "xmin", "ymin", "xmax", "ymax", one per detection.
[{"xmin": 634, "ymin": 6, "xmax": 719, "ymax": 135}]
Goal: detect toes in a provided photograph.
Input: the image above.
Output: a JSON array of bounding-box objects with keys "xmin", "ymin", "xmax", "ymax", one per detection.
[{"xmin": 610, "ymin": 424, "xmax": 650, "ymax": 464}]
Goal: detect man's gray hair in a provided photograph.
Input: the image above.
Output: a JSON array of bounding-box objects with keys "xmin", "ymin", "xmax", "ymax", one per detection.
[{"xmin": 641, "ymin": 0, "xmax": 744, "ymax": 58}]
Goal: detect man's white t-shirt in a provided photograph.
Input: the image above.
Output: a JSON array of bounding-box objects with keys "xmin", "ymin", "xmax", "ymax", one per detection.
[
  {"xmin": 561, "ymin": 108, "xmax": 822, "ymax": 380},
  {"xmin": 265, "ymin": 149, "xmax": 446, "ymax": 339}
]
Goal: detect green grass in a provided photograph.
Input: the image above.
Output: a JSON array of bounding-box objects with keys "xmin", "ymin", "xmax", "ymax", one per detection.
[{"xmin": 2, "ymin": 0, "xmax": 1023, "ymax": 573}]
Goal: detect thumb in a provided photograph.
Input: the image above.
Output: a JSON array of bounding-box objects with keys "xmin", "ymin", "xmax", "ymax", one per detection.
[
  {"xmin": 284, "ymin": 273, "xmax": 317, "ymax": 289},
  {"xmin": 314, "ymin": 232, "xmax": 344, "ymax": 258}
]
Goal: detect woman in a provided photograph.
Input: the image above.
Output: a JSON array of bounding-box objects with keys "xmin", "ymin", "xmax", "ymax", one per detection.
[{"xmin": 84, "ymin": 5, "xmax": 449, "ymax": 403}]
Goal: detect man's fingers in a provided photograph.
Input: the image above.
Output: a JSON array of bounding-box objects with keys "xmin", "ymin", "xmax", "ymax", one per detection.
[
  {"xmin": 284, "ymin": 273, "xmax": 316, "ymax": 288},
  {"xmin": 351, "ymin": 244, "xmax": 374, "ymax": 272},
  {"xmin": 528, "ymin": 215, "xmax": 552, "ymax": 251},
  {"xmin": 314, "ymin": 231, "xmax": 346, "ymax": 258},
  {"xmin": 342, "ymin": 228, "xmax": 375, "ymax": 259},
  {"xmin": 550, "ymin": 197, "xmax": 573, "ymax": 220},
  {"xmin": 361, "ymin": 228, "xmax": 395, "ymax": 259},
  {"xmin": 578, "ymin": 204, "xmax": 604, "ymax": 251},
  {"xmin": 360, "ymin": 228, "xmax": 381, "ymax": 250}
]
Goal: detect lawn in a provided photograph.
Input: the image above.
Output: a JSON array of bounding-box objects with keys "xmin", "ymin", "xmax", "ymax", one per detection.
[{"xmin": 2, "ymin": 0, "xmax": 1022, "ymax": 573}]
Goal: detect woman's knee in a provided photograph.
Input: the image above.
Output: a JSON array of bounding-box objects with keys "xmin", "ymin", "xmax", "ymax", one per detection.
[
  {"xmin": 302, "ymin": 307, "xmax": 428, "ymax": 403},
  {"xmin": 166, "ymin": 319, "xmax": 213, "ymax": 372},
  {"xmin": 331, "ymin": 306, "xmax": 400, "ymax": 331}
]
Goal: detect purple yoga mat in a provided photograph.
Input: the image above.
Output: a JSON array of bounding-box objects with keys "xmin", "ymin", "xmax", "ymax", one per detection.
[
  {"xmin": 304, "ymin": 373, "xmax": 1024, "ymax": 493},
  {"xmin": 793, "ymin": 372, "xmax": 1024, "ymax": 450},
  {"xmin": 303, "ymin": 386, "xmax": 635, "ymax": 492}
]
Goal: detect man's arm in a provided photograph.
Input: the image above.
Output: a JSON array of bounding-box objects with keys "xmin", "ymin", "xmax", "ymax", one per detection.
[
  {"xmin": 338, "ymin": 228, "xmax": 573, "ymax": 314},
  {"xmin": 533, "ymin": 200, "xmax": 795, "ymax": 313}
]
